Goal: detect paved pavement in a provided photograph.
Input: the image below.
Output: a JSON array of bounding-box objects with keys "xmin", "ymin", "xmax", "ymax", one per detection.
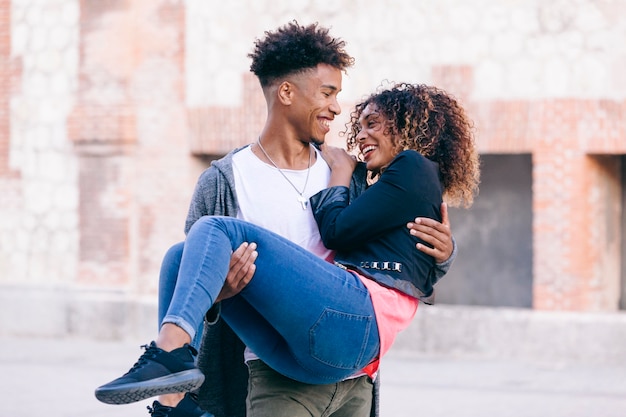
[{"xmin": 2, "ymin": 335, "xmax": 625, "ymax": 417}]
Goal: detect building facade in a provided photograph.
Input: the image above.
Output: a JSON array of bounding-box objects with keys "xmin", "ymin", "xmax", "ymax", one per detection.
[{"xmin": 1, "ymin": 0, "xmax": 625, "ymax": 340}]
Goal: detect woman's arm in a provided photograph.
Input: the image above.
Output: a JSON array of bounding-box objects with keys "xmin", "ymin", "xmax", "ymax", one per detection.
[
  {"xmin": 318, "ymin": 144, "xmax": 356, "ymax": 188},
  {"xmin": 311, "ymin": 151, "xmax": 442, "ymax": 250}
]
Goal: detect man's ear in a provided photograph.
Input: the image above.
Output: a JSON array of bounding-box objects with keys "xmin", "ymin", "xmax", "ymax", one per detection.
[{"xmin": 277, "ymin": 81, "xmax": 294, "ymax": 105}]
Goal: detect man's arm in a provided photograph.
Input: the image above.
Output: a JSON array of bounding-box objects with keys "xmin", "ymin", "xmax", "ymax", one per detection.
[{"xmin": 408, "ymin": 202, "xmax": 457, "ymax": 280}]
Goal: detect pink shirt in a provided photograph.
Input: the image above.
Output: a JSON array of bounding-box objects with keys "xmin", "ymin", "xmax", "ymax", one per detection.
[{"xmin": 357, "ymin": 273, "xmax": 419, "ymax": 377}]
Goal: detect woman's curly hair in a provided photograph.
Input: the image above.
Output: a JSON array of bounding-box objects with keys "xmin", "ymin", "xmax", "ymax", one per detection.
[
  {"xmin": 249, "ymin": 21, "xmax": 354, "ymax": 87},
  {"xmin": 346, "ymin": 83, "xmax": 480, "ymax": 208}
]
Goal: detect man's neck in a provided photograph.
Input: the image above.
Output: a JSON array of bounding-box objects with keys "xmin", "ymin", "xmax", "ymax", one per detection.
[{"xmin": 254, "ymin": 135, "xmax": 316, "ymax": 170}]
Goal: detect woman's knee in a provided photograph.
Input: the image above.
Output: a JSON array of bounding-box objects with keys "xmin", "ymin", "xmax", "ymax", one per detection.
[
  {"xmin": 161, "ymin": 241, "xmax": 183, "ymax": 272},
  {"xmin": 191, "ymin": 215, "xmax": 230, "ymax": 232}
]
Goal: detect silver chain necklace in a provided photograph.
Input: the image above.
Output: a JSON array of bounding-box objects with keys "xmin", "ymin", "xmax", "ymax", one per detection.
[{"xmin": 257, "ymin": 137, "xmax": 312, "ymax": 210}]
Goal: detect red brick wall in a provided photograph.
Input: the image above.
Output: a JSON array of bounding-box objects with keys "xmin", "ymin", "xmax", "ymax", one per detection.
[
  {"xmin": 188, "ymin": 73, "xmax": 266, "ymax": 156},
  {"xmin": 70, "ymin": 0, "xmax": 188, "ymax": 287},
  {"xmin": 0, "ymin": 0, "xmax": 10, "ymax": 176},
  {"xmin": 77, "ymin": 147, "xmax": 134, "ymax": 285}
]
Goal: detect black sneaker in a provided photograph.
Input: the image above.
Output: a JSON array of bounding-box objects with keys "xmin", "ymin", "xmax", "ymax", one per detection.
[
  {"xmin": 147, "ymin": 393, "xmax": 214, "ymax": 417},
  {"xmin": 95, "ymin": 342, "xmax": 205, "ymax": 405}
]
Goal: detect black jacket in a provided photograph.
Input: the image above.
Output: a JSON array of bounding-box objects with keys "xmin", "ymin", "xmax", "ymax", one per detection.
[{"xmin": 311, "ymin": 150, "xmax": 443, "ymax": 303}]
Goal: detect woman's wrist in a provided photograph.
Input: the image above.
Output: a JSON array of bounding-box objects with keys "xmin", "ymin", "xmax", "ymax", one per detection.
[{"xmin": 328, "ymin": 169, "xmax": 352, "ymax": 187}]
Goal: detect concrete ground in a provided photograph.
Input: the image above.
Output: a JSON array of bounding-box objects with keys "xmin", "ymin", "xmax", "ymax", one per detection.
[{"xmin": 1, "ymin": 336, "xmax": 625, "ymax": 417}]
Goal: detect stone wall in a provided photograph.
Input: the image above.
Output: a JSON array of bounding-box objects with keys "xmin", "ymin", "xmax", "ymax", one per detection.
[{"xmin": 2, "ymin": 0, "xmax": 80, "ymax": 289}]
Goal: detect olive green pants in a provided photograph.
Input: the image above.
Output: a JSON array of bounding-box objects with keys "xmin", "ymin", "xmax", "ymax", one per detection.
[{"xmin": 246, "ymin": 360, "xmax": 374, "ymax": 417}]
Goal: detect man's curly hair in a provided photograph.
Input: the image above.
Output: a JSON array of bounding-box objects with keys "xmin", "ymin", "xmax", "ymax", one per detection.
[
  {"xmin": 249, "ymin": 21, "xmax": 354, "ymax": 87},
  {"xmin": 346, "ymin": 83, "xmax": 480, "ymax": 208}
]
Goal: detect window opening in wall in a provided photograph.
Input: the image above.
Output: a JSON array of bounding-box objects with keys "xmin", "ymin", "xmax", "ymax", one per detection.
[{"xmin": 437, "ymin": 154, "xmax": 533, "ymax": 308}]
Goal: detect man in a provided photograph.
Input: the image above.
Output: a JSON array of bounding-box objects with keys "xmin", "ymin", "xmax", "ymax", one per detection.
[{"xmin": 152, "ymin": 21, "xmax": 455, "ymax": 417}]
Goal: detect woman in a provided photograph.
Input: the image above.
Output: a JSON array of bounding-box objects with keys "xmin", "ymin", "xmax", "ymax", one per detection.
[{"xmin": 95, "ymin": 82, "xmax": 480, "ymax": 406}]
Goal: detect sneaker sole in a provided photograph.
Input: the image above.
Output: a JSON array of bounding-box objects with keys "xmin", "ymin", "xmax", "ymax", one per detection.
[{"xmin": 95, "ymin": 369, "xmax": 205, "ymax": 405}]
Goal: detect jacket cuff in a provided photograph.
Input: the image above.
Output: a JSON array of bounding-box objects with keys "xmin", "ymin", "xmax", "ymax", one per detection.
[
  {"xmin": 435, "ymin": 236, "xmax": 457, "ymax": 271},
  {"xmin": 310, "ymin": 186, "xmax": 350, "ymax": 215}
]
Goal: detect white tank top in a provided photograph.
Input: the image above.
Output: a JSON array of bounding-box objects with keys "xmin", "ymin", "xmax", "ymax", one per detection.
[
  {"xmin": 232, "ymin": 145, "xmax": 332, "ymax": 260},
  {"xmin": 232, "ymin": 145, "xmax": 333, "ymax": 364}
]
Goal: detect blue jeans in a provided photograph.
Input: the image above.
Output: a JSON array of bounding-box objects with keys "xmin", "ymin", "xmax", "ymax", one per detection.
[
  {"xmin": 159, "ymin": 216, "xmax": 380, "ymax": 384},
  {"xmin": 158, "ymin": 241, "xmax": 205, "ymax": 350}
]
